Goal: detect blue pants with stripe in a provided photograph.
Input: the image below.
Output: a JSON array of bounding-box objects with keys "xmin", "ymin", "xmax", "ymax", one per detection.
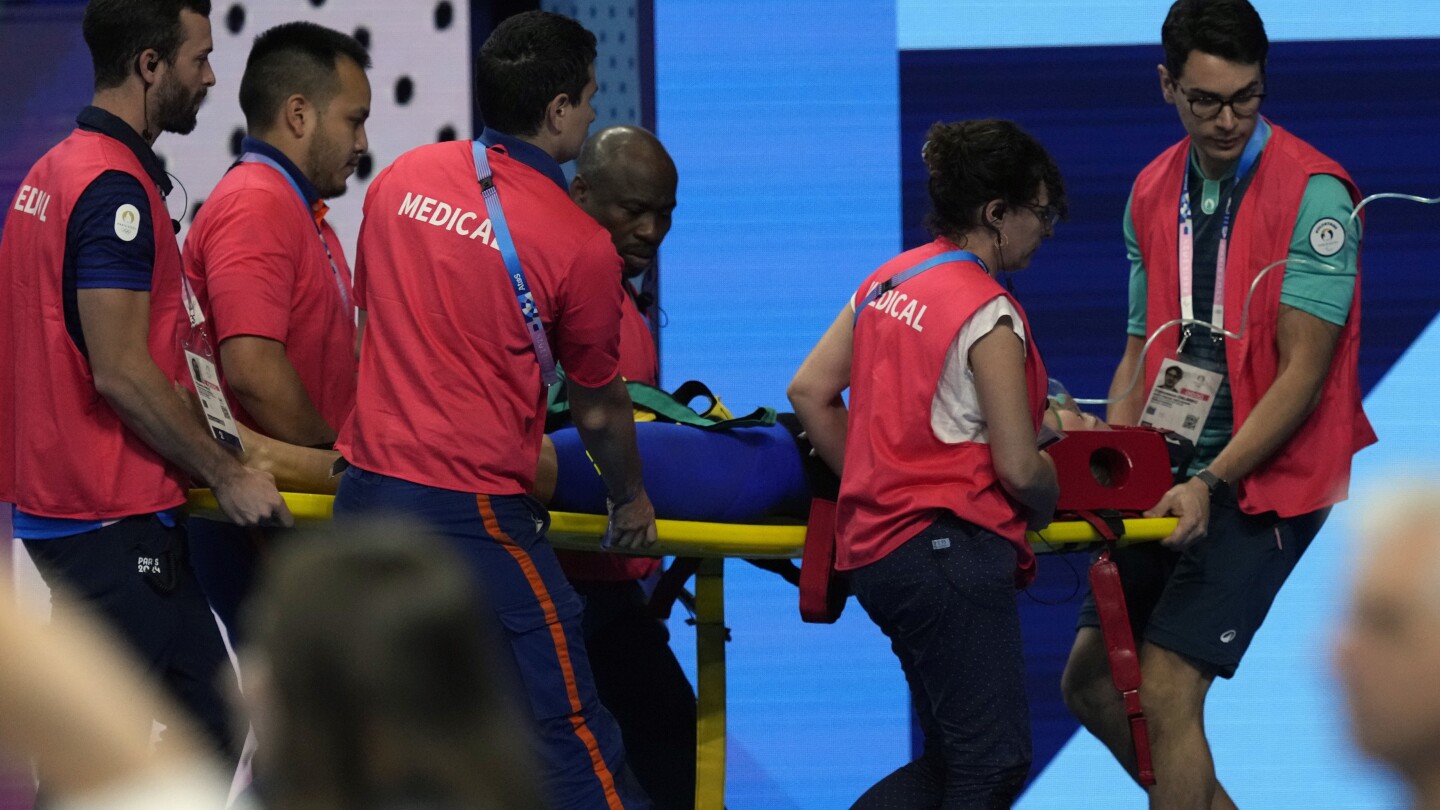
[{"xmin": 334, "ymin": 466, "xmax": 652, "ymax": 810}]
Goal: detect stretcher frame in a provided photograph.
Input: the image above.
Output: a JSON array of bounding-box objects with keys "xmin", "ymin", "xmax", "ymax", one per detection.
[{"xmin": 186, "ymin": 490, "xmax": 1175, "ymax": 809}]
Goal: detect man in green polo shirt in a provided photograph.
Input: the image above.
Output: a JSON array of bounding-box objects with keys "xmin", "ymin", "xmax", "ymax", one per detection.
[{"xmin": 1061, "ymin": 1, "xmax": 1375, "ymax": 808}]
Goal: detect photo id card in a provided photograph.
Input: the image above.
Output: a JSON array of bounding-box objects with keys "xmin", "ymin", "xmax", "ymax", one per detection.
[
  {"xmin": 184, "ymin": 350, "xmax": 244, "ymax": 451},
  {"xmin": 1137, "ymin": 356, "xmax": 1223, "ymax": 444}
]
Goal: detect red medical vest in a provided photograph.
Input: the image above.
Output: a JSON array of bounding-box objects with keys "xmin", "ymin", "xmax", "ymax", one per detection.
[
  {"xmin": 836, "ymin": 239, "xmax": 1048, "ymax": 587},
  {"xmin": 0, "ymin": 129, "xmax": 188, "ymax": 518},
  {"xmin": 1130, "ymin": 122, "xmax": 1376, "ymax": 517}
]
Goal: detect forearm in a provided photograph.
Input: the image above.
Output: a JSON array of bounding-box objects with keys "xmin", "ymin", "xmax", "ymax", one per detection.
[
  {"xmin": 1206, "ymin": 306, "xmax": 1339, "ymax": 484},
  {"xmin": 998, "ymin": 451, "xmax": 1059, "ymax": 517},
  {"xmin": 239, "ymin": 424, "xmax": 341, "ymax": 494},
  {"xmin": 230, "ymin": 371, "xmax": 335, "ymax": 447},
  {"xmin": 791, "ymin": 395, "xmax": 847, "ymax": 476},
  {"xmin": 570, "ymin": 378, "xmax": 645, "ymax": 501},
  {"xmin": 1205, "ymin": 368, "xmax": 1321, "ymax": 484},
  {"xmin": 97, "ymin": 364, "xmax": 244, "ymax": 488},
  {"xmin": 788, "ymin": 305, "xmax": 855, "ymax": 477}
]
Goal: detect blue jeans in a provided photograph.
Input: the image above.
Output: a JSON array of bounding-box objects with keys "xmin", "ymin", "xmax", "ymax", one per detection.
[
  {"xmin": 334, "ymin": 465, "xmax": 652, "ymax": 810},
  {"xmin": 849, "ymin": 514, "xmax": 1031, "ymax": 809}
]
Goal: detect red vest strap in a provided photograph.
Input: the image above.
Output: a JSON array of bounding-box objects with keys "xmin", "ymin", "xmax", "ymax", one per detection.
[
  {"xmin": 1075, "ymin": 510, "xmax": 1156, "ymax": 788},
  {"xmin": 799, "ymin": 498, "xmax": 847, "ymax": 623}
]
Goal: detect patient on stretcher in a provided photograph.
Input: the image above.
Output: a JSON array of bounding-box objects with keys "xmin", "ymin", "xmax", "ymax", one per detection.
[{"xmin": 229, "ymin": 393, "xmax": 1108, "ymax": 524}]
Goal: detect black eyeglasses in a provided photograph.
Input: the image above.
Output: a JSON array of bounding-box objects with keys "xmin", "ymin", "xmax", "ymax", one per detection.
[
  {"xmin": 1171, "ymin": 81, "xmax": 1266, "ymax": 120},
  {"xmin": 1020, "ymin": 202, "xmax": 1061, "ymax": 232}
]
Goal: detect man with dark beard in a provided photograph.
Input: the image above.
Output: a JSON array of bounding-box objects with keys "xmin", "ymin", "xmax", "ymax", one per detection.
[
  {"xmin": 181, "ymin": 21, "xmax": 370, "ymax": 648},
  {"xmin": 0, "ymin": 0, "xmax": 290, "ymax": 774}
]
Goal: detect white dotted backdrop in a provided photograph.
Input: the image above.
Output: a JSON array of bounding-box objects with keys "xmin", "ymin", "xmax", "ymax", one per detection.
[{"xmin": 163, "ymin": 0, "xmax": 473, "ymax": 263}]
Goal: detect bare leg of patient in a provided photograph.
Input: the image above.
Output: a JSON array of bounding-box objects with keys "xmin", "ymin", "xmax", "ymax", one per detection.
[{"xmin": 235, "ymin": 424, "xmax": 560, "ymax": 506}]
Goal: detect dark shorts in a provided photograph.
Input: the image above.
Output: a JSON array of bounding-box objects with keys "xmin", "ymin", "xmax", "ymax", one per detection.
[
  {"xmin": 1076, "ymin": 492, "xmax": 1327, "ymax": 679},
  {"xmin": 187, "ymin": 517, "xmax": 265, "ymax": 648},
  {"xmin": 21, "ymin": 515, "xmax": 237, "ymax": 758}
]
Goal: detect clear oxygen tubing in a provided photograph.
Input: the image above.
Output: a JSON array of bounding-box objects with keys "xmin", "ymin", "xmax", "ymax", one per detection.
[{"xmin": 1074, "ymin": 189, "xmax": 1440, "ymax": 407}]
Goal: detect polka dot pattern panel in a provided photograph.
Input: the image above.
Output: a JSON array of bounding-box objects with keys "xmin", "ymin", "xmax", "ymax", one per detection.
[
  {"xmin": 543, "ymin": 0, "xmax": 642, "ymax": 132},
  {"xmin": 164, "ymin": 1, "xmax": 470, "ymax": 263}
]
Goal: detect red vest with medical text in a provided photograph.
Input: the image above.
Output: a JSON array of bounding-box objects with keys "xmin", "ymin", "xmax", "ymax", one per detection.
[
  {"xmin": 836, "ymin": 239, "xmax": 1048, "ymax": 586},
  {"xmin": 1130, "ymin": 121, "xmax": 1375, "ymax": 518},
  {"xmin": 0, "ymin": 129, "xmax": 188, "ymax": 518}
]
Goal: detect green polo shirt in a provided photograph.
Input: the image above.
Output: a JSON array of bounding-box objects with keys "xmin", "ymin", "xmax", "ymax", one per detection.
[{"xmin": 1123, "ymin": 136, "xmax": 1360, "ymax": 473}]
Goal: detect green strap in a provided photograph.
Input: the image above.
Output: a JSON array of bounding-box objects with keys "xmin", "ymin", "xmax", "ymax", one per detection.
[{"xmin": 547, "ymin": 378, "xmax": 776, "ymax": 430}]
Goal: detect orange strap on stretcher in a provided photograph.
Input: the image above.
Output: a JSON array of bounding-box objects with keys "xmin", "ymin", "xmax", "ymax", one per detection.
[{"xmin": 1073, "ymin": 510, "xmax": 1156, "ymax": 788}]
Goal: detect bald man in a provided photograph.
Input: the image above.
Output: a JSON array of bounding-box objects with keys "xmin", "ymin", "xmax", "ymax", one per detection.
[
  {"xmin": 1337, "ymin": 486, "xmax": 1440, "ymax": 809},
  {"xmin": 569, "ymin": 125, "xmax": 677, "ymax": 386},
  {"xmin": 558, "ymin": 125, "xmax": 692, "ymax": 810}
]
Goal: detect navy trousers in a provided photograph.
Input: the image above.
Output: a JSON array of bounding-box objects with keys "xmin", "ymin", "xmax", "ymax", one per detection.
[
  {"xmin": 334, "ymin": 465, "xmax": 652, "ymax": 810},
  {"xmin": 848, "ymin": 515, "xmax": 1031, "ymax": 809}
]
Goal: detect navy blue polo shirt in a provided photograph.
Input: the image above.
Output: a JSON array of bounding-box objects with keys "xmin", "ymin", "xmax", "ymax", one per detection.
[
  {"xmin": 479, "ymin": 127, "xmax": 569, "ymax": 190},
  {"xmin": 236, "ymin": 135, "xmax": 323, "ymax": 202}
]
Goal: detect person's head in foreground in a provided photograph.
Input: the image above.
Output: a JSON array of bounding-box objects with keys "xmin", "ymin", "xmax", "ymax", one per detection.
[
  {"xmin": 1336, "ymin": 484, "xmax": 1440, "ymax": 808},
  {"xmin": 242, "ymin": 523, "xmax": 542, "ymax": 810},
  {"xmin": 922, "ymin": 118, "xmax": 1066, "ymax": 275}
]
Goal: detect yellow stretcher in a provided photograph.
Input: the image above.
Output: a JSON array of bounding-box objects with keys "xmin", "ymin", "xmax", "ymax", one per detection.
[{"xmin": 186, "ymin": 490, "xmax": 1175, "ymax": 809}]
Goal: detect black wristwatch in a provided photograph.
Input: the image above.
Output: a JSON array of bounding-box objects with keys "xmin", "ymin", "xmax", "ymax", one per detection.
[{"xmin": 1192, "ymin": 468, "xmax": 1228, "ymax": 500}]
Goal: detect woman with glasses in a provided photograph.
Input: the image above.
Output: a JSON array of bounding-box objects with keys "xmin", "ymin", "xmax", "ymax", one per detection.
[{"xmin": 788, "ymin": 118, "xmax": 1065, "ymax": 807}]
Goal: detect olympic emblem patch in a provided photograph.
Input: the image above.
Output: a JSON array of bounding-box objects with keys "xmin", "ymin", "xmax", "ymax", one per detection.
[{"xmin": 114, "ymin": 203, "xmax": 140, "ymax": 242}]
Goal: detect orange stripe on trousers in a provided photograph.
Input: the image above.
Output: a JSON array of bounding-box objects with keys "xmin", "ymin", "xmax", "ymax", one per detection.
[{"xmin": 477, "ymin": 495, "xmax": 626, "ymax": 810}]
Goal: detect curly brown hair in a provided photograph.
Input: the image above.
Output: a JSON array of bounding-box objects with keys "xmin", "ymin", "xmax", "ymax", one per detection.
[{"xmin": 922, "ymin": 119, "xmax": 1067, "ymax": 243}]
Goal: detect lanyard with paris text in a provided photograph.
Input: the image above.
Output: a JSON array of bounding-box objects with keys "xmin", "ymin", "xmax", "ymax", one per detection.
[
  {"xmin": 237, "ymin": 152, "xmax": 353, "ymax": 317},
  {"xmin": 1142, "ymin": 120, "xmax": 1268, "ymax": 445},
  {"xmin": 179, "ymin": 276, "xmax": 244, "ymax": 450},
  {"xmin": 1176, "ymin": 118, "xmax": 1269, "ymax": 345},
  {"xmin": 471, "ymin": 140, "xmax": 559, "ymax": 385}
]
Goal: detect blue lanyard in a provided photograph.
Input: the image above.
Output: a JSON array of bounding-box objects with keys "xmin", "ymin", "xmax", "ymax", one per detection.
[
  {"xmin": 237, "ymin": 152, "xmax": 352, "ymax": 316},
  {"xmin": 853, "ymin": 250, "xmax": 986, "ymax": 326},
  {"xmin": 1176, "ymin": 119, "xmax": 1268, "ymax": 334},
  {"xmin": 471, "ymin": 140, "xmax": 559, "ymax": 385}
]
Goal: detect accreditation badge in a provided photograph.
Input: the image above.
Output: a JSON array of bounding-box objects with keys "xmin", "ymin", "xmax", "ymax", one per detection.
[
  {"xmin": 184, "ymin": 347, "xmax": 244, "ymax": 451},
  {"xmin": 179, "ymin": 278, "xmax": 244, "ymax": 451},
  {"xmin": 1137, "ymin": 356, "xmax": 1223, "ymax": 445}
]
